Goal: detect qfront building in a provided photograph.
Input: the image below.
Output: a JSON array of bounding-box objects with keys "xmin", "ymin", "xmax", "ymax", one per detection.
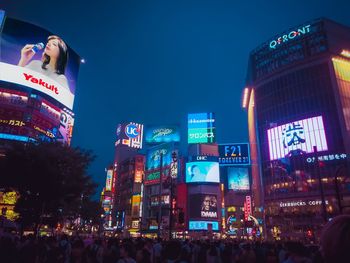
[{"xmin": 244, "ymin": 18, "xmax": 350, "ymax": 240}]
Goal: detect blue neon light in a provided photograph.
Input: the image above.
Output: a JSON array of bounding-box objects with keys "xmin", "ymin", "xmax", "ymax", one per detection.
[
  {"xmin": 189, "ymin": 221, "xmax": 219, "ymax": 231},
  {"xmin": 0, "ymin": 133, "xmax": 33, "ymax": 142},
  {"xmin": 0, "ymin": 10, "xmax": 5, "ymax": 28}
]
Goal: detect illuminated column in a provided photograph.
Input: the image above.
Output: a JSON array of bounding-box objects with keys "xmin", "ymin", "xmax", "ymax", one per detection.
[
  {"xmin": 247, "ymin": 89, "xmax": 264, "ymax": 209},
  {"xmin": 221, "ymin": 183, "xmax": 226, "ymax": 233}
]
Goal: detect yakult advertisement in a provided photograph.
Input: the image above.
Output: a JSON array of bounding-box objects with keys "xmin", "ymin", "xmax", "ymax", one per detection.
[{"xmin": 0, "ymin": 17, "xmax": 80, "ymax": 110}]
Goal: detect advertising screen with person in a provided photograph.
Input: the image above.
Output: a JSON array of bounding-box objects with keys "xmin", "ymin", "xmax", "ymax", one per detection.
[
  {"xmin": 189, "ymin": 194, "xmax": 218, "ymax": 219},
  {"xmin": 0, "ymin": 17, "xmax": 80, "ymax": 110},
  {"xmin": 186, "ymin": 161, "xmax": 220, "ymax": 183}
]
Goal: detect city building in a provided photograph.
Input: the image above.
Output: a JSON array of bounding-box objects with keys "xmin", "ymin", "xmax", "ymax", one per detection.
[
  {"xmin": 111, "ymin": 122, "xmax": 145, "ymax": 237},
  {"xmin": 218, "ymin": 143, "xmax": 257, "ymax": 237},
  {"xmin": 141, "ymin": 125, "xmax": 180, "ymax": 238},
  {"xmin": 185, "ymin": 113, "xmax": 222, "ymax": 238},
  {"xmin": 100, "ymin": 166, "xmax": 116, "ymax": 230},
  {"xmin": 0, "ymin": 10, "xmax": 81, "ymax": 223},
  {"xmin": 114, "ymin": 155, "xmax": 145, "ymax": 237},
  {"xmin": 244, "ymin": 18, "xmax": 350, "ymax": 240}
]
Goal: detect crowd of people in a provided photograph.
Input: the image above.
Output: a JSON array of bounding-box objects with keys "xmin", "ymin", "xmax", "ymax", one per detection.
[{"xmin": 0, "ymin": 215, "xmax": 349, "ymax": 263}]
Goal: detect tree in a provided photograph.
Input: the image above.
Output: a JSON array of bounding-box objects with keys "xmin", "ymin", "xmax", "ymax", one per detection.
[{"xmin": 0, "ymin": 141, "xmax": 97, "ymax": 233}]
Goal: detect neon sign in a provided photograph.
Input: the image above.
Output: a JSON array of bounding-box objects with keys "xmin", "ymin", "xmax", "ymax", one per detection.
[{"xmin": 269, "ymin": 24, "xmax": 311, "ymax": 49}]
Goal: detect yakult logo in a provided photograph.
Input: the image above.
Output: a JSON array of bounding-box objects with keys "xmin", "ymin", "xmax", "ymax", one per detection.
[{"xmin": 23, "ymin": 73, "xmax": 59, "ymax": 94}]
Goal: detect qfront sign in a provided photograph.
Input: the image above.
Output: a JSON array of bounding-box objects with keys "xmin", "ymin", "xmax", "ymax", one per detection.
[{"xmin": 269, "ymin": 24, "xmax": 311, "ymax": 49}]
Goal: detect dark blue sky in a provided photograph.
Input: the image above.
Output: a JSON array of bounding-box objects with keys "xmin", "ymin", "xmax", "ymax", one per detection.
[{"xmin": 2, "ymin": 0, "xmax": 350, "ymax": 195}]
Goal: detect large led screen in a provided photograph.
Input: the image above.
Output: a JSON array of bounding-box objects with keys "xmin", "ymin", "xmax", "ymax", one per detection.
[
  {"xmin": 189, "ymin": 194, "xmax": 218, "ymax": 219},
  {"xmin": 146, "ymin": 143, "xmax": 173, "ymax": 171},
  {"xmin": 145, "ymin": 126, "xmax": 180, "ymax": 144},
  {"xmin": 188, "ymin": 113, "xmax": 215, "ymax": 144},
  {"xmin": 267, "ymin": 116, "xmax": 328, "ymax": 160},
  {"xmin": 227, "ymin": 167, "xmax": 250, "ymax": 191},
  {"xmin": 218, "ymin": 143, "xmax": 250, "ymax": 166},
  {"xmin": 0, "ymin": 17, "xmax": 80, "ymax": 110},
  {"xmin": 186, "ymin": 161, "xmax": 220, "ymax": 183}
]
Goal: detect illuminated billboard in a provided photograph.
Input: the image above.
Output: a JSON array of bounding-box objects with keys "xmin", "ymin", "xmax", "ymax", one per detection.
[
  {"xmin": 131, "ymin": 194, "xmax": 141, "ymax": 218},
  {"xmin": 0, "ymin": 87, "xmax": 74, "ymax": 144},
  {"xmin": 56, "ymin": 109, "xmax": 74, "ymax": 145},
  {"xmin": 227, "ymin": 167, "xmax": 250, "ymax": 191},
  {"xmin": 189, "ymin": 194, "xmax": 218, "ymax": 219},
  {"xmin": 0, "ymin": 17, "xmax": 80, "ymax": 110},
  {"xmin": 186, "ymin": 161, "xmax": 220, "ymax": 183},
  {"xmin": 115, "ymin": 122, "xmax": 144, "ymax": 149},
  {"xmin": 267, "ymin": 116, "xmax": 328, "ymax": 160},
  {"xmin": 189, "ymin": 221, "xmax": 219, "ymax": 231},
  {"xmin": 218, "ymin": 143, "xmax": 250, "ymax": 165},
  {"xmin": 146, "ymin": 143, "xmax": 174, "ymax": 171},
  {"xmin": 105, "ymin": 169, "xmax": 113, "ymax": 192},
  {"xmin": 188, "ymin": 113, "xmax": 215, "ymax": 144},
  {"xmin": 145, "ymin": 125, "xmax": 180, "ymax": 144}
]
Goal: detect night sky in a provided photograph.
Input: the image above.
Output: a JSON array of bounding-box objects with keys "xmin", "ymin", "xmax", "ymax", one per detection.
[{"xmin": 2, "ymin": 0, "xmax": 350, "ymax": 196}]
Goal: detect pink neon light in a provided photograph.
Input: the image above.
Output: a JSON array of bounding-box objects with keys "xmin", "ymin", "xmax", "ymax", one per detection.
[{"xmin": 266, "ymin": 116, "xmax": 328, "ymax": 160}]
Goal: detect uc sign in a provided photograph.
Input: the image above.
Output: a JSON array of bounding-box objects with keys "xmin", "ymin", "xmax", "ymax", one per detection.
[{"xmin": 125, "ymin": 124, "xmax": 140, "ymax": 139}]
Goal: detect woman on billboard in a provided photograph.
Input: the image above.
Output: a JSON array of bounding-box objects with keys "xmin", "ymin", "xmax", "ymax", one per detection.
[{"xmin": 17, "ymin": 35, "xmax": 69, "ymax": 90}]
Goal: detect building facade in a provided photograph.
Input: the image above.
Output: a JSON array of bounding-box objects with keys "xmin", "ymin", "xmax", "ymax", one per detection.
[{"xmin": 245, "ymin": 18, "xmax": 350, "ymax": 240}]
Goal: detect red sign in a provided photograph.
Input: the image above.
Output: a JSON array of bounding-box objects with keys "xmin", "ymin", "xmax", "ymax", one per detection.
[{"xmin": 244, "ymin": 196, "xmax": 252, "ymax": 221}]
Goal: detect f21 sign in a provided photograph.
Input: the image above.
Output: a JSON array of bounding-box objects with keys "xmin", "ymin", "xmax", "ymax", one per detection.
[{"xmin": 218, "ymin": 143, "xmax": 250, "ymax": 166}]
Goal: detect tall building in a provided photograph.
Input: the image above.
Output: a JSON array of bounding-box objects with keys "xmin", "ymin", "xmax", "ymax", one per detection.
[
  {"xmin": 141, "ymin": 125, "xmax": 180, "ymax": 238},
  {"xmin": 114, "ymin": 155, "xmax": 145, "ymax": 237},
  {"xmin": 100, "ymin": 166, "xmax": 116, "ymax": 230},
  {"xmin": 0, "ymin": 11, "xmax": 80, "ymax": 145},
  {"xmin": 0, "ymin": 10, "xmax": 81, "ymax": 223},
  {"xmin": 244, "ymin": 18, "xmax": 350, "ymax": 240},
  {"xmin": 113, "ymin": 122, "xmax": 145, "ymax": 237},
  {"xmin": 185, "ymin": 113, "xmax": 222, "ymax": 237},
  {"xmin": 219, "ymin": 143, "xmax": 255, "ymax": 237}
]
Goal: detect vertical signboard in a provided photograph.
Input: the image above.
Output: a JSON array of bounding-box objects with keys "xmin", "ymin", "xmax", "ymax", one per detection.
[
  {"xmin": 131, "ymin": 194, "xmax": 141, "ymax": 218},
  {"xmin": 134, "ymin": 156, "xmax": 144, "ymax": 183},
  {"xmin": 105, "ymin": 169, "xmax": 113, "ymax": 192},
  {"xmin": 244, "ymin": 196, "xmax": 252, "ymax": 221}
]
